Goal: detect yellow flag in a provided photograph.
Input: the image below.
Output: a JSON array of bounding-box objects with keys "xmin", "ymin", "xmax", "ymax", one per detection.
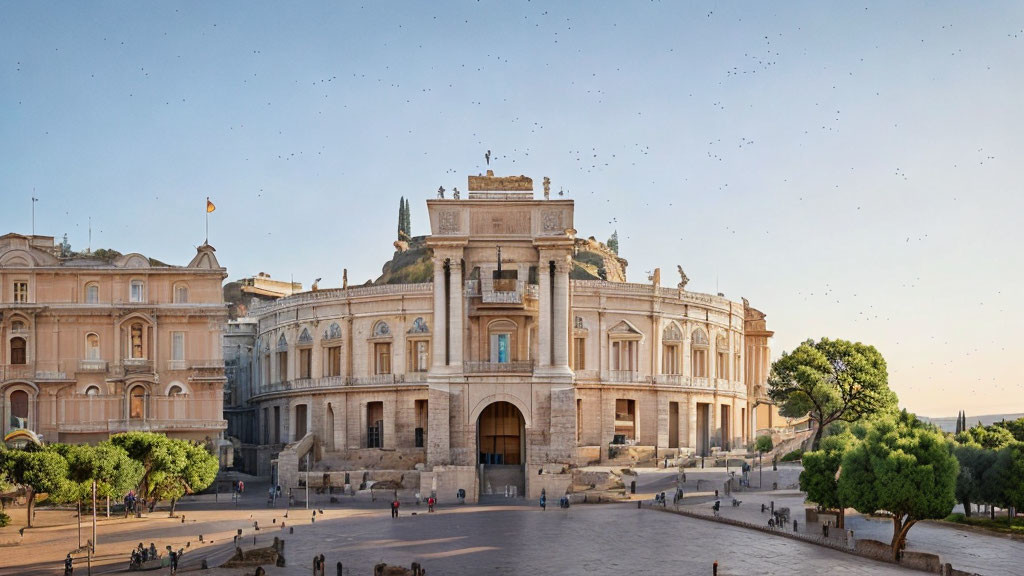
[{"xmin": 206, "ymin": 198, "xmax": 216, "ymax": 213}]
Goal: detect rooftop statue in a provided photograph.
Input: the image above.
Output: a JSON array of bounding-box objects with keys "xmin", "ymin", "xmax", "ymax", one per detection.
[
  {"xmin": 677, "ymin": 265, "xmax": 689, "ymax": 290},
  {"xmin": 437, "ymin": 186, "xmax": 445, "ymax": 199},
  {"xmin": 543, "ymin": 177, "xmax": 551, "ymax": 200}
]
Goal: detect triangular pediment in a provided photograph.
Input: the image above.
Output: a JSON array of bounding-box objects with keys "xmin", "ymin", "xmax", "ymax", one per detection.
[{"xmin": 608, "ymin": 320, "xmax": 642, "ymax": 335}]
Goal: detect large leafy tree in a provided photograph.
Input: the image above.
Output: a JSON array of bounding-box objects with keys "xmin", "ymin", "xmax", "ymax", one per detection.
[
  {"xmin": 0, "ymin": 448, "xmax": 69, "ymax": 528},
  {"xmin": 768, "ymin": 338, "xmax": 897, "ymax": 450},
  {"xmin": 992, "ymin": 418, "xmax": 1024, "ymax": 443},
  {"xmin": 800, "ymin": 428, "xmax": 857, "ymax": 528},
  {"xmin": 953, "ymin": 443, "xmax": 996, "ymax": 518},
  {"xmin": 838, "ymin": 412, "xmax": 958, "ymax": 560},
  {"xmin": 151, "ymin": 441, "xmax": 219, "ymax": 516},
  {"xmin": 109, "ymin": 432, "xmax": 218, "ymax": 515}
]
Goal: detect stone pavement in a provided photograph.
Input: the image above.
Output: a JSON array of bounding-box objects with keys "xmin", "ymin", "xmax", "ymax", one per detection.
[
  {"xmin": 673, "ymin": 489, "xmax": 1023, "ymax": 576},
  {"xmin": 174, "ymin": 501, "xmax": 917, "ymax": 575}
]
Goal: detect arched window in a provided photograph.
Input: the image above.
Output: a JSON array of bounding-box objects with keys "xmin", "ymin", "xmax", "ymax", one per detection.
[
  {"xmin": 10, "ymin": 337, "xmax": 27, "ymax": 365},
  {"xmin": 84, "ymin": 386, "xmax": 100, "ymax": 396},
  {"xmin": 167, "ymin": 385, "xmax": 184, "ymax": 396},
  {"xmin": 129, "ymin": 386, "xmax": 146, "ymax": 419},
  {"xmin": 691, "ymin": 329, "xmax": 708, "ymax": 378},
  {"xmin": 11, "ymin": 320, "xmax": 25, "ymax": 332},
  {"xmin": 85, "ymin": 283, "xmax": 100, "ymax": 304},
  {"xmin": 130, "ymin": 280, "xmax": 145, "ymax": 303},
  {"xmin": 173, "ymin": 283, "xmax": 189, "ymax": 303},
  {"xmin": 298, "ymin": 328, "xmax": 312, "ymax": 343},
  {"xmin": 487, "ymin": 319, "xmax": 517, "ymax": 364},
  {"xmin": 373, "ymin": 321, "xmax": 391, "ymax": 338},
  {"xmin": 86, "ymin": 333, "xmax": 100, "ymax": 360},
  {"xmin": 130, "ymin": 323, "xmax": 144, "ymax": 359},
  {"xmin": 9, "ymin": 390, "xmax": 29, "ymax": 429}
]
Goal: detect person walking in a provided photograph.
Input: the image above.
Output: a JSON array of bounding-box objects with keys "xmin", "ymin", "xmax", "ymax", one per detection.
[
  {"xmin": 63, "ymin": 553, "xmax": 73, "ymax": 576},
  {"xmin": 391, "ymin": 498, "xmax": 400, "ymax": 518},
  {"xmin": 427, "ymin": 496, "xmax": 435, "ymax": 512}
]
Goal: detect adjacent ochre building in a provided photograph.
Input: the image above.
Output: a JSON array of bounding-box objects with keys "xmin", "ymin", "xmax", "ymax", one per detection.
[
  {"xmin": 248, "ymin": 173, "xmax": 776, "ymax": 500},
  {"xmin": 0, "ymin": 234, "xmax": 228, "ymax": 446}
]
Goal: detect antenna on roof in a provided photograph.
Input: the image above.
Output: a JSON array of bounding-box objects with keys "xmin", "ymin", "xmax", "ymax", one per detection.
[
  {"xmin": 31, "ymin": 193, "xmax": 38, "ymax": 236},
  {"xmin": 88, "ymin": 217, "xmax": 92, "ymax": 254}
]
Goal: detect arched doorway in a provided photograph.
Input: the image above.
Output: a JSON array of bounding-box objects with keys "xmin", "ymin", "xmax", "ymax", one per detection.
[
  {"xmin": 9, "ymin": 390, "xmax": 29, "ymax": 430},
  {"xmin": 477, "ymin": 401, "xmax": 525, "ymax": 497}
]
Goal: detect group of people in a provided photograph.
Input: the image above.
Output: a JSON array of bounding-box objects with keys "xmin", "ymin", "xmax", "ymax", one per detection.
[
  {"xmin": 127, "ymin": 542, "xmax": 182, "ymax": 573},
  {"xmin": 122, "ymin": 491, "xmax": 139, "ymax": 516},
  {"xmin": 391, "ymin": 495, "xmax": 436, "ymax": 517}
]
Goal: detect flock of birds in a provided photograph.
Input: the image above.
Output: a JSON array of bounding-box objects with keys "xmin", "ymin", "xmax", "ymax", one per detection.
[{"xmin": 7, "ymin": 5, "xmax": 1020, "ymax": 409}]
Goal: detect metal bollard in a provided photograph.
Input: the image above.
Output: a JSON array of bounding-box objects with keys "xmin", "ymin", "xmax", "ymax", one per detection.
[
  {"xmin": 290, "ymin": 526, "xmax": 294, "ymax": 534},
  {"xmin": 793, "ymin": 520, "xmax": 798, "ymax": 532},
  {"xmin": 337, "ymin": 561, "xmax": 343, "ymax": 576}
]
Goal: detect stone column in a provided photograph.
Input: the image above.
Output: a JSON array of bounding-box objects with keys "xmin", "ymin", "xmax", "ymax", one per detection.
[
  {"xmin": 537, "ymin": 262, "xmax": 552, "ymax": 368},
  {"xmin": 687, "ymin": 396, "xmax": 698, "ymax": 450},
  {"xmin": 432, "ymin": 257, "xmax": 447, "ymax": 369},
  {"xmin": 552, "ymin": 257, "xmax": 570, "ymax": 370},
  {"xmin": 448, "ymin": 258, "xmax": 463, "ymax": 369}
]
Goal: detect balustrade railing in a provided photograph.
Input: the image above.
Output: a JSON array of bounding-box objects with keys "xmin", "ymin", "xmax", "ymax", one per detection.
[
  {"xmin": 607, "ymin": 370, "xmax": 640, "ymax": 383},
  {"xmin": 463, "ymin": 361, "xmax": 534, "ymax": 374},
  {"xmin": 78, "ymin": 359, "xmax": 108, "ymax": 373}
]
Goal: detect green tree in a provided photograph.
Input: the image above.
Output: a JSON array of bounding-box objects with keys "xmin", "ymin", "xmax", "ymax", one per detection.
[
  {"xmin": 953, "ymin": 443, "xmax": 995, "ymax": 518},
  {"xmin": 768, "ymin": 338, "xmax": 897, "ymax": 450},
  {"xmin": 838, "ymin": 412, "xmax": 958, "ymax": 560},
  {"xmin": 956, "ymin": 424, "xmax": 1015, "ymax": 450},
  {"xmin": 0, "ymin": 449, "xmax": 69, "ymax": 528},
  {"xmin": 152, "ymin": 441, "xmax": 219, "ymax": 517},
  {"xmin": 998, "ymin": 443, "xmax": 1024, "ymax": 512},
  {"xmin": 800, "ymin": 429, "xmax": 857, "ymax": 528},
  {"xmin": 109, "ymin": 432, "xmax": 218, "ymax": 515},
  {"xmin": 754, "ymin": 435, "xmax": 773, "ymax": 453},
  {"xmin": 992, "ymin": 417, "xmax": 1024, "ymax": 442},
  {"xmin": 607, "ymin": 231, "xmax": 619, "ymax": 255}
]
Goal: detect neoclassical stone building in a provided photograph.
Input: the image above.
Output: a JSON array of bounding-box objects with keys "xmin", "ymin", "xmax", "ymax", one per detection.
[
  {"xmin": 0, "ymin": 234, "xmax": 228, "ymax": 446},
  {"xmin": 249, "ymin": 173, "xmax": 774, "ymax": 500}
]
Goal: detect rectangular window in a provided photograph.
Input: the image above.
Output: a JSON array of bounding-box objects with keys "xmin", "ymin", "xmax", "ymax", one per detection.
[
  {"xmin": 735, "ymin": 354, "xmax": 741, "ymax": 381},
  {"xmin": 327, "ymin": 346, "xmax": 342, "ymax": 377},
  {"xmin": 614, "ymin": 399, "xmax": 636, "ymax": 441},
  {"xmin": 611, "ymin": 340, "xmax": 636, "ymax": 372},
  {"xmin": 273, "ymin": 406, "xmax": 281, "ymax": 444},
  {"xmin": 717, "ymin": 352, "xmax": 729, "ymax": 380},
  {"xmin": 85, "ymin": 284, "xmax": 99, "ymax": 303},
  {"xmin": 414, "ymin": 341, "xmax": 429, "ymax": 372},
  {"xmin": 171, "ymin": 332, "xmax": 185, "ymax": 361},
  {"xmin": 263, "ymin": 354, "xmax": 271, "ymax": 387},
  {"xmin": 13, "ymin": 282, "xmax": 28, "ymax": 303},
  {"xmin": 277, "ymin": 351, "xmax": 287, "ymax": 382},
  {"xmin": 692, "ymin": 350, "xmax": 707, "ymax": 378},
  {"xmin": 374, "ymin": 343, "xmax": 391, "ymax": 375},
  {"xmin": 489, "ymin": 333, "xmax": 511, "ymax": 363},
  {"xmin": 174, "ymin": 285, "xmax": 188, "ymax": 303},
  {"xmin": 130, "ymin": 281, "xmax": 145, "ymax": 303},
  {"xmin": 298, "ymin": 348, "xmax": 311, "ymax": 379},
  {"xmin": 367, "ymin": 401, "xmax": 384, "ymax": 448},
  {"xmin": 415, "ymin": 399, "xmax": 427, "ymax": 447},
  {"xmin": 573, "ymin": 337, "xmax": 585, "ymax": 370},
  {"xmin": 662, "ymin": 344, "xmax": 680, "ymax": 374},
  {"xmin": 576, "ymin": 398, "xmax": 583, "ymax": 442},
  {"xmin": 263, "ymin": 407, "xmax": 270, "ymax": 444}
]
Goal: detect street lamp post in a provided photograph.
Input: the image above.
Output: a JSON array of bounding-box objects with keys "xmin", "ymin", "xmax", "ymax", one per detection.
[{"xmin": 759, "ymin": 451, "xmax": 763, "ymax": 489}]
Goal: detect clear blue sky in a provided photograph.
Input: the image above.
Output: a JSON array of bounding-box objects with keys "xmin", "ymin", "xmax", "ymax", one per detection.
[{"xmin": 3, "ymin": 2, "xmax": 1022, "ymax": 417}]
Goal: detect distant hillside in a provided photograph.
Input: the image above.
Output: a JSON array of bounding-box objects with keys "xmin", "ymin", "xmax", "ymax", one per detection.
[
  {"xmin": 372, "ymin": 235, "xmax": 629, "ymax": 285},
  {"xmin": 921, "ymin": 413, "xmax": 1024, "ymax": 433}
]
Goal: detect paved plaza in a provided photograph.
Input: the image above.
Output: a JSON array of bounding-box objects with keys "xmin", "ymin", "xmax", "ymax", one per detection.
[{"xmin": 2, "ymin": 470, "xmax": 1020, "ymax": 575}]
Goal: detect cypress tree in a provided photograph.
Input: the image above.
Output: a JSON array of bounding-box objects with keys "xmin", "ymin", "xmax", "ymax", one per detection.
[{"xmin": 403, "ymin": 198, "xmax": 411, "ymax": 237}]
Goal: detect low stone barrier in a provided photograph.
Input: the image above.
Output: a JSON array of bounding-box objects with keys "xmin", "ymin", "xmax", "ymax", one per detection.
[{"xmin": 644, "ymin": 504, "xmax": 958, "ymax": 574}]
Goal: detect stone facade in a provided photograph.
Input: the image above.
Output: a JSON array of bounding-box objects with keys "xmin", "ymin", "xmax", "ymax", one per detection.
[
  {"xmin": 0, "ymin": 233, "xmax": 228, "ymax": 446},
  {"xmin": 245, "ymin": 175, "xmax": 774, "ymax": 499}
]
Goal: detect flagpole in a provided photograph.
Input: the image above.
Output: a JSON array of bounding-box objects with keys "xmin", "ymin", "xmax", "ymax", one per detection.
[{"xmin": 205, "ymin": 197, "xmax": 209, "ymax": 245}]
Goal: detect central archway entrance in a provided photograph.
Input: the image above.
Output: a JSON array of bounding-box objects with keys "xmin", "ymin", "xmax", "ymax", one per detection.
[{"xmin": 477, "ymin": 401, "xmax": 525, "ymax": 497}]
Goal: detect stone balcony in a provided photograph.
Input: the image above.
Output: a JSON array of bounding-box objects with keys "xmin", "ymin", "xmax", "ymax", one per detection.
[
  {"xmin": 1, "ymin": 363, "xmax": 68, "ymax": 382},
  {"xmin": 78, "ymin": 359, "xmax": 109, "ymax": 373},
  {"xmin": 57, "ymin": 418, "xmax": 227, "ymax": 434},
  {"xmin": 466, "ymin": 279, "xmax": 539, "ymax": 306}
]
